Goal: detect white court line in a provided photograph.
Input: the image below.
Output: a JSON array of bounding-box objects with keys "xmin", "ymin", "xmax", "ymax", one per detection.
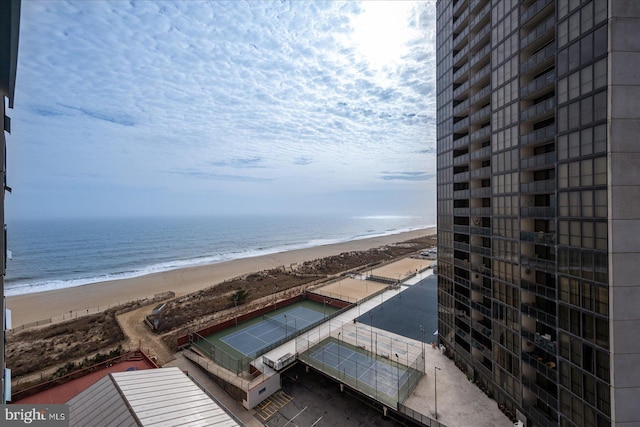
[{"xmin": 283, "ymin": 405, "xmax": 308, "ymax": 427}]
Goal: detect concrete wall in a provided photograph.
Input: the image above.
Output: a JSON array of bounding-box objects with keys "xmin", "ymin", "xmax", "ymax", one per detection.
[
  {"xmin": 608, "ymin": 1, "xmax": 640, "ymax": 424},
  {"xmin": 245, "ymin": 371, "xmax": 280, "ymax": 409}
]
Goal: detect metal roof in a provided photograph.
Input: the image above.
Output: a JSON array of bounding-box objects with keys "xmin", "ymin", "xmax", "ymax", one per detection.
[{"xmin": 68, "ymin": 367, "xmax": 239, "ymax": 427}]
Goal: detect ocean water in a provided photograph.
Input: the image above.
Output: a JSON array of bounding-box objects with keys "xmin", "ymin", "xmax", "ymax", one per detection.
[{"xmin": 5, "ymin": 214, "xmax": 433, "ymax": 296}]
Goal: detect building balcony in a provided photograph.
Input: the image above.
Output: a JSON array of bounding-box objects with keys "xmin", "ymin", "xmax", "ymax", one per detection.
[
  {"xmin": 470, "ymin": 186, "xmax": 491, "ymax": 198},
  {"xmin": 520, "ymin": 69, "xmax": 555, "ymax": 99},
  {"xmin": 520, "ymin": 206, "xmax": 555, "ymax": 218},
  {"xmin": 520, "ymin": 0, "xmax": 554, "ymax": 29},
  {"xmin": 522, "ymin": 302, "xmax": 557, "ymax": 328},
  {"xmin": 522, "ymin": 401, "xmax": 558, "ymax": 427},
  {"xmin": 470, "ymin": 207, "xmax": 491, "ymax": 216},
  {"xmin": 453, "ymin": 171, "xmax": 470, "ymax": 182},
  {"xmin": 454, "ymin": 241, "xmax": 470, "ymax": 252},
  {"xmin": 469, "ymin": 84, "xmax": 491, "ymax": 105},
  {"xmin": 521, "ymin": 351, "xmax": 558, "ymax": 382},
  {"xmin": 470, "ymin": 104, "xmax": 491, "ymax": 124},
  {"xmin": 453, "ymin": 224, "xmax": 470, "ymax": 234},
  {"xmin": 469, "ymin": 63, "xmax": 490, "ymax": 88},
  {"xmin": 522, "ymin": 329, "xmax": 557, "ymax": 355},
  {"xmin": 454, "ymin": 207, "xmax": 470, "ymax": 216},
  {"xmin": 470, "ymin": 245, "xmax": 491, "ymax": 257},
  {"xmin": 520, "ymin": 255, "xmax": 556, "ymax": 274},
  {"xmin": 471, "ymin": 262, "xmax": 491, "ymax": 275},
  {"xmin": 470, "ymin": 300, "xmax": 492, "ymax": 317},
  {"xmin": 520, "ymin": 42, "xmax": 556, "ymax": 76},
  {"xmin": 520, "ymin": 179, "xmax": 555, "ymax": 194},
  {"xmin": 520, "ymin": 151, "xmax": 555, "ymax": 170},
  {"xmin": 453, "ymin": 7, "xmax": 470, "ymax": 33},
  {"xmin": 453, "ymin": 80, "xmax": 470, "ymax": 99},
  {"xmin": 452, "ymin": 0, "xmax": 467, "ymax": 16},
  {"xmin": 453, "ymin": 26, "xmax": 470, "ymax": 51},
  {"xmin": 521, "ymin": 97, "xmax": 555, "ymax": 122},
  {"xmin": 521, "ymin": 279, "xmax": 556, "ymax": 300},
  {"xmin": 468, "ymin": 2, "xmax": 490, "ymax": 33},
  {"xmin": 469, "ymin": 43, "xmax": 491, "ymax": 68},
  {"xmin": 471, "ymin": 338, "xmax": 492, "ymax": 360},
  {"xmin": 520, "ymin": 124, "xmax": 555, "ymax": 147},
  {"xmin": 522, "ymin": 376, "xmax": 558, "ymax": 410},
  {"xmin": 471, "ymin": 280, "xmax": 492, "ymax": 298},
  {"xmin": 454, "ymin": 134, "xmax": 470, "ymax": 149},
  {"xmin": 469, "ymin": 126, "xmax": 491, "ymax": 143},
  {"xmin": 453, "ymin": 116, "xmax": 470, "ymax": 133},
  {"xmin": 453, "ymin": 99, "xmax": 470, "ymax": 116},
  {"xmin": 521, "ymin": 15, "xmax": 555, "ymax": 52},
  {"xmin": 470, "ymin": 144, "xmax": 491, "ymax": 161},
  {"xmin": 470, "ymin": 226, "xmax": 491, "ymax": 236},
  {"xmin": 454, "ymin": 257, "xmax": 469, "ymax": 270},
  {"xmin": 470, "ymin": 166, "xmax": 491, "ymax": 179},
  {"xmin": 520, "ymin": 230, "xmax": 556, "ymax": 245},
  {"xmin": 453, "ymin": 61, "xmax": 470, "ymax": 83},
  {"xmin": 453, "ymin": 44, "xmax": 470, "ymax": 67},
  {"xmin": 454, "ymin": 189, "xmax": 470, "ymax": 199},
  {"xmin": 469, "ymin": 22, "xmax": 491, "ymax": 52}
]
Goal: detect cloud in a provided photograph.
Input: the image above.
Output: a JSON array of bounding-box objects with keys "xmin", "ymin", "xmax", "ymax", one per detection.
[
  {"xmin": 381, "ymin": 172, "xmax": 436, "ymax": 181},
  {"xmin": 12, "ymin": 0, "xmax": 438, "ymax": 217}
]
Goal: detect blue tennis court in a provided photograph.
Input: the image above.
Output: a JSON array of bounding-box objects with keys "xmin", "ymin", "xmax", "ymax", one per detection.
[
  {"xmin": 221, "ymin": 306, "xmax": 324, "ymax": 357},
  {"xmin": 310, "ymin": 341, "xmax": 410, "ymax": 397}
]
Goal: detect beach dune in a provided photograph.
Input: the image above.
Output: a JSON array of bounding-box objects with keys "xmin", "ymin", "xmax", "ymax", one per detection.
[{"xmin": 7, "ymin": 228, "xmax": 435, "ymax": 327}]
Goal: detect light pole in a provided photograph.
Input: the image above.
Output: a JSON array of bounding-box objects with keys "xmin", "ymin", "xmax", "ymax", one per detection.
[
  {"xmin": 435, "ymin": 366, "xmax": 442, "ymax": 420},
  {"xmin": 284, "ymin": 314, "xmax": 288, "ymax": 338},
  {"xmin": 338, "ymin": 331, "xmax": 341, "ymax": 372},
  {"xmin": 395, "ymin": 353, "xmax": 400, "ymax": 403},
  {"xmin": 420, "ymin": 325, "xmax": 425, "ymax": 360}
]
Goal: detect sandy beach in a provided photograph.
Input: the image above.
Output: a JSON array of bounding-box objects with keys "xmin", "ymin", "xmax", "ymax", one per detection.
[{"xmin": 6, "ymin": 227, "xmax": 435, "ymax": 327}]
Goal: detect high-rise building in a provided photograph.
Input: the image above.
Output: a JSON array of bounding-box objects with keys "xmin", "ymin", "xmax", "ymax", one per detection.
[
  {"xmin": 1, "ymin": 0, "xmax": 21, "ymax": 405},
  {"xmin": 435, "ymin": 1, "xmax": 640, "ymax": 425}
]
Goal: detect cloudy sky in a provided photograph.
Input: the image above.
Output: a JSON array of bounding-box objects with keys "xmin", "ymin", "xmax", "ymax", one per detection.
[{"xmin": 9, "ymin": 1, "xmax": 437, "ymax": 220}]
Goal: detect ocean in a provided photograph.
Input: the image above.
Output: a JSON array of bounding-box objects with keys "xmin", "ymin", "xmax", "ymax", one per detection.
[{"xmin": 5, "ymin": 214, "xmax": 434, "ymax": 296}]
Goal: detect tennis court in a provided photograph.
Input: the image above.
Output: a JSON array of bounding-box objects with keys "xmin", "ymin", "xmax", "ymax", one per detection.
[
  {"xmin": 309, "ymin": 341, "xmax": 410, "ymax": 398},
  {"xmin": 221, "ymin": 306, "xmax": 325, "ymax": 357}
]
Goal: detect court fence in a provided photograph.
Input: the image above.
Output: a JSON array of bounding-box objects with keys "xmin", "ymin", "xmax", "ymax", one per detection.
[{"xmin": 296, "ymin": 321, "xmax": 424, "ymax": 409}]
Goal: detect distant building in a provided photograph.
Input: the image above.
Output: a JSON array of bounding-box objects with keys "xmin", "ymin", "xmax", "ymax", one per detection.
[
  {"xmin": 0, "ymin": 0, "xmax": 21, "ymax": 405},
  {"xmin": 435, "ymin": 0, "xmax": 640, "ymax": 426}
]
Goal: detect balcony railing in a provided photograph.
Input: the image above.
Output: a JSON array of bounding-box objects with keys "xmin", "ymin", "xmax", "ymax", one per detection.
[
  {"xmin": 454, "ymin": 189, "xmax": 470, "ymax": 199},
  {"xmin": 521, "ymin": 351, "xmax": 558, "ymax": 382},
  {"xmin": 454, "ymin": 134, "xmax": 470, "ymax": 149},
  {"xmin": 470, "ymin": 144, "xmax": 491, "ymax": 160},
  {"xmin": 470, "ymin": 166, "xmax": 491, "ymax": 179},
  {"xmin": 520, "ymin": 42, "xmax": 556, "ymax": 75},
  {"xmin": 469, "ymin": 63, "xmax": 491, "ymax": 87},
  {"xmin": 520, "ymin": 230, "xmax": 556, "ymax": 244},
  {"xmin": 521, "ymin": 97, "xmax": 555, "ymax": 122},
  {"xmin": 521, "ymin": 279, "xmax": 556, "ymax": 300},
  {"xmin": 453, "ymin": 26, "xmax": 470, "ymax": 49},
  {"xmin": 471, "ymin": 245, "xmax": 491, "ymax": 257},
  {"xmin": 453, "ymin": 99, "xmax": 470, "ymax": 116},
  {"xmin": 522, "ymin": 302, "xmax": 557, "ymax": 328},
  {"xmin": 470, "ymin": 126, "xmax": 491, "ymax": 143},
  {"xmin": 453, "ymin": 224, "xmax": 470, "ymax": 234},
  {"xmin": 470, "ymin": 207, "xmax": 491, "ymax": 216},
  {"xmin": 470, "ymin": 105, "xmax": 491, "ymax": 124},
  {"xmin": 454, "ymin": 241, "xmax": 470, "ymax": 252},
  {"xmin": 469, "ymin": 84, "xmax": 491, "ymax": 105},
  {"xmin": 520, "ymin": 124, "xmax": 555, "ymax": 146},
  {"xmin": 520, "ymin": 206, "xmax": 555, "ymax": 217},
  {"xmin": 470, "ymin": 226, "xmax": 491, "ymax": 236},
  {"xmin": 520, "ymin": 151, "xmax": 556, "ymax": 170},
  {"xmin": 453, "ymin": 80, "xmax": 470, "ymax": 99},
  {"xmin": 470, "ymin": 300, "xmax": 491, "ymax": 317},
  {"xmin": 469, "ymin": 22, "xmax": 491, "ymax": 51},
  {"xmin": 472, "ymin": 319, "xmax": 492, "ymax": 339},
  {"xmin": 522, "ymin": 376, "xmax": 558, "ymax": 409},
  {"xmin": 521, "ymin": 69, "xmax": 555, "ymax": 99},
  {"xmin": 520, "ymin": 0, "xmax": 554, "ymax": 27},
  {"xmin": 521, "ymin": 15, "xmax": 555, "ymax": 50},
  {"xmin": 520, "ymin": 255, "xmax": 556, "ymax": 274},
  {"xmin": 520, "ymin": 179, "xmax": 555, "ymax": 193},
  {"xmin": 469, "ymin": 2, "xmax": 490, "ymax": 32},
  {"xmin": 469, "ymin": 43, "xmax": 491, "ymax": 68},
  {"xmin": 454, "ymin": 207, "xmax": 470, "ymax": 216},
  {"xmin": 453, "ymin": 116, "xmax": 470, "ymax": 133},
  {"xmin": 470, "ymin": 186, "xmax": 491, "ymax": 198},
  {"xmin": 453, "ymin": 44, "xmax": 470, "ymax": 66},
  {"xmin": 453, "ymin": 7, "xmax": 470, "ymax": 33},
  {"xmin": 454, "ymin": 171, "xmax": 470, "ymax": 182},
  {"xmin": 453, "ymin": 61, "xmax": 470, "ymax": 82}
]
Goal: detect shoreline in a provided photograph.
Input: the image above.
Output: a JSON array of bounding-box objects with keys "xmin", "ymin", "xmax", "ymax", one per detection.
[{"xmin": 6, "ymin": 227, "xmax": 436, "ymax": 327}]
